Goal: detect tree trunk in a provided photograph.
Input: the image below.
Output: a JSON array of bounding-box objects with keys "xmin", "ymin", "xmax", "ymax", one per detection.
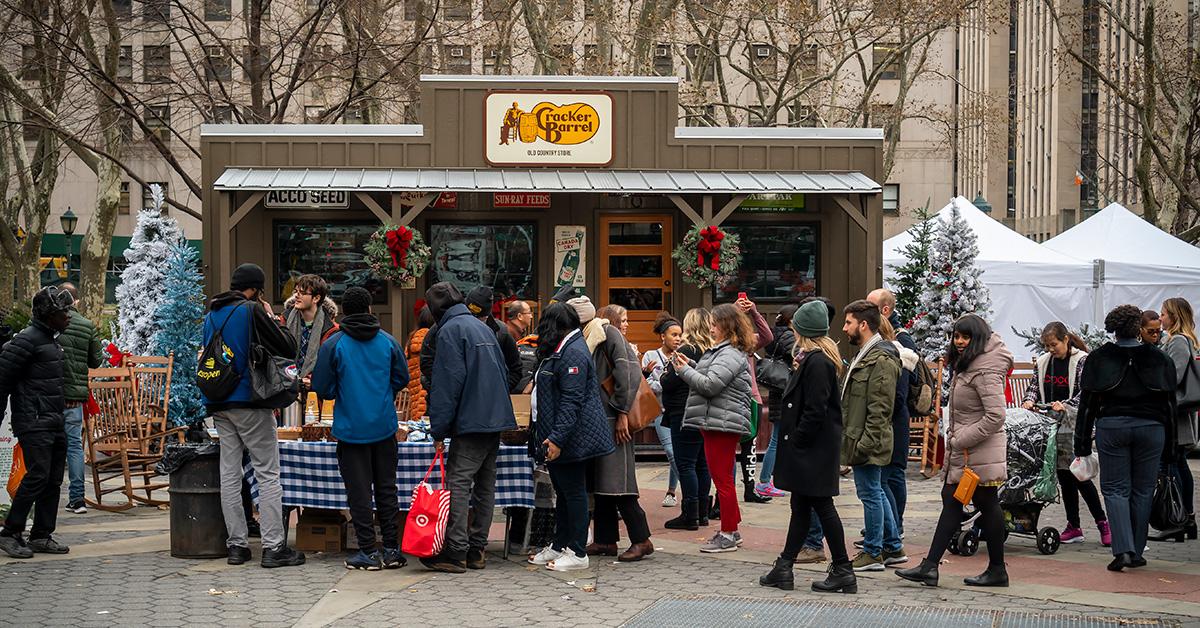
[{"xmin": 80, "ymin": 154, "xmax": 121, "ymax": 323}]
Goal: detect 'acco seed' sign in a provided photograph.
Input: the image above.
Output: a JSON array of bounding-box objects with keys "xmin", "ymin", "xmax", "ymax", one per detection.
[{"xmin": 485, "ymin": 92, "xmax": 613, "ymax": 167}]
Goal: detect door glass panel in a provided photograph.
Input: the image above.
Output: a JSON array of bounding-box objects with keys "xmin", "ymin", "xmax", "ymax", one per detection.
[
  {"xmin": 608, "ymin": 255, "xmax": 663, "ymax": 278},
  {"xmin": 609, "ymin": 288, "xmax": 664, "ymax": 311},
  {"xmin": 608, "ymin": 222, "xmax": 663, "ymax": 245}
]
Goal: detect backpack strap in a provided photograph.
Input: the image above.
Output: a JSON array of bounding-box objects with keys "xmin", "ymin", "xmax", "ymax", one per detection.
[{"xmin": 215, "ymin": 301, "xmax": 248, "ymax": 335}]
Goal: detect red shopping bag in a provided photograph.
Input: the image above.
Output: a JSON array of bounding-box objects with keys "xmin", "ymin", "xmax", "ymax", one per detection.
[{"xmin": 401, "ymin": 449, "xmax": 451, "ymax": 558}]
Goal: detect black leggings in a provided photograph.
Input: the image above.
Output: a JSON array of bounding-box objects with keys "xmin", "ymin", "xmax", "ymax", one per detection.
[
  {"xmin": 1057, "ymin": 469, "xmax": 1106, "ymax": 528},
  {"xmin": 927, "ymin": 483, "xmax": 1006, "ymax": 567},
  {"xmin": 782, "ymin": 494, "xmax": 848, "ymax": 564}
]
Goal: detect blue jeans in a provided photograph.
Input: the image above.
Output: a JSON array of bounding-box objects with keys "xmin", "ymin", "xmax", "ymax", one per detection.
[
  {"xmin": 653, "ymin": 415, "xmax": 678, "ymax": 493},
  {"xmin": 803, "ymin": 511, "xmax": 824, "ymax": 551},
  {"xmin": 670, "ymin": 421, "xmax": 710, "ymax": 504},
  {"xmin": 1096, "ymin": 418, "xmax": 1165, "ymax": 558},
  {"xmin": 881, "ymin": 463, "xmax": 907, "ymax": 536},
  {"xmin": 758, "ymin": 426, "xmax": 779, "ymax": 483},
  {"xmin": 853, "ymin": 464, "xmax": 902, "ymax": 556},
  {"xmin": 63, "ymin": 405, "xmax": 85, "ymax": 504}
]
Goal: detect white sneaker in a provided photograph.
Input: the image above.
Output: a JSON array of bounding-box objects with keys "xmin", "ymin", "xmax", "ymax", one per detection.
[
  {"xmin": 661, "ymin": 494, "xmax": 678, "ymax": 508},
  {"xmin": 528, "ymin": 547, "xmax": 563, "ymax": 566},
  {"xmin": 548, "ymin": 552, "xmax": 589, "ymax": 572}
]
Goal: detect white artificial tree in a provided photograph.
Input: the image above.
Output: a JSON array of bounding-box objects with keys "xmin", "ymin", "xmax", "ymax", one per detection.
[
  {"xmin": 115, "ymin": 184, "xmax": 182, "ymax": 355},
  {"xmin": 910, "ymin": 205, "xmax": 992, "ymax": 361}
]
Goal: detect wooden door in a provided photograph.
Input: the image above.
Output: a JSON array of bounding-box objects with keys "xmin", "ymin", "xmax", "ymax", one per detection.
[{"xmin": 598, "ymin": 214, "xmax": 674, "ymax": 352}]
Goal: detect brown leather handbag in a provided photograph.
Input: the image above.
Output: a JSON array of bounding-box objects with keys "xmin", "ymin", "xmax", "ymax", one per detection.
[{"xmin": 601, "ymin": 374, "xmax": 661, "ymax": 433}]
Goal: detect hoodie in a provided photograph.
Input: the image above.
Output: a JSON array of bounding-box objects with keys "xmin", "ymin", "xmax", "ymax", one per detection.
[
  {"xmin": 310, "ymin": 312, "xmax": 409, "ymax": 444},
  {"xmin": 201, "ymin": 291, "xmax": 298, "ymax": 411}
]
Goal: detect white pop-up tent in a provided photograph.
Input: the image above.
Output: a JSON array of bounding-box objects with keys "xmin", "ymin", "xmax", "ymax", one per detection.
[
  {"xmin": 1045, "ymin": 202, "xmax": 1200, "ymax": 318},
  {"xmin": 884, "ymin": 196, "xmax": 1096, "ymax": 361}
]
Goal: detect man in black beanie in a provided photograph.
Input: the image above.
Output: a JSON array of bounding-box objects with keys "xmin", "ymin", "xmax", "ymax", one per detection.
[
  {"xmin": 465, "ymin": 286, "xmax": 523, "ymax": 393},
  {"xmin": 200, "ymin": 262, "xmax": 305, "ymax": 568}
]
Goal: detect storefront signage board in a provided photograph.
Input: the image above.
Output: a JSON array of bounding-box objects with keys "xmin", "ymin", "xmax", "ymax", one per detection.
[
  {"xmin": 264, "ymin": 189, "xmax": 349, "ymax": 209},
  {"xmin": 494, "ymin": 192, "xmax": 552, "ymax": 208},
  {"xmin": 398, "ymin": 191, "xmax": 457, "ymax": 209},
  {"xmin": 485, "ymin": 92, "xmax": 614, "ymax": 166},
  {"xmin": 554, "ymin": 225, "xmax": 587, "ymax": 288},
  {"xmin": 739, "ymin": 193, "xmax": 808, "ymax": 212}
]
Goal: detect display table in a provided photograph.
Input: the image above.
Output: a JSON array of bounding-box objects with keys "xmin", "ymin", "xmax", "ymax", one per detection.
[{"xmin": 246, "ymin": 440, "xmax": 535, "ymax": 509}]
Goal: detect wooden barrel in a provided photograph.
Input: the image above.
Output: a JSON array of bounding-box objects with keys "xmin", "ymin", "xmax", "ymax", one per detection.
[{"xmin": 518, "ymin": 113, "xmax": 539, "ymax": 143}]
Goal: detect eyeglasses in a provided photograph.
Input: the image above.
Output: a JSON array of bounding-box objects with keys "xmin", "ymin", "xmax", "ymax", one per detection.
[
  {"xmin": 293, "ymin": 288, "xmax": 312, "ymax": 296},
  {"xmin": 1144, "ymin": 329, "xmax": 1163, "ymax": 336}
]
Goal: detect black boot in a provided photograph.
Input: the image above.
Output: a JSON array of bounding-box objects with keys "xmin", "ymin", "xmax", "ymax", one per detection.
[
  {"xmin": 811, "ymin": 560, "xmax": 857, "ymax": 594},
  {"xmin": 708, "ymin": 496, "xmax": 721, "ymax": 522},
  {"xmin": 759, "ymin": 557, "xmax": 795, "ymax": 590},
  {"xmin": 895, "ymin": 558, "xmax": 939, "ymax": 587},
  {"xmin": 964, "ymin": 563, "xmax": 1009, "ymax": 587},
  {"xmin": 699, "ymin": 496, "xmax": 712, "ymax": 526},
  {"xmin": 1186, "ymin": 514, "xmax": 1197, "ymax": 540},
  {"xmin": 665, "ymin": 499, "xmax": 700, "ymax": 531},
  {"xmin": 1148, "ymin": 527, "xmax": 1186, "ymax": 542},
  {"xmin": 744, "ymin": 485, "xmax": 771, "ymax": 504}
]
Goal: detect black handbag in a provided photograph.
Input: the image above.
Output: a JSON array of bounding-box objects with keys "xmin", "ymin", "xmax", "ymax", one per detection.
[
  {"xmin": 249, "ymin": 317, "xmax": 300, "ymax": 404},
  {"xmin": 1150, "ymin": 473, "xmax": 1190, "ymax": 531},
  {"xmin": 756, "ymin": 355, "xmax": 790, "ymax": 391}
]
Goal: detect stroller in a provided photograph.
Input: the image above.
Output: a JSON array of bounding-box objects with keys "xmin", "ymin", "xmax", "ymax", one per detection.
[{"xmin": 949, "ymin": 405, "xmax": 1062, "ymax": 556}]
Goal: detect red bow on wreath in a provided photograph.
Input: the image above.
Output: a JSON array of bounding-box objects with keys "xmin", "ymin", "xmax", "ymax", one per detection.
[
  {"xmin": 697, "ymin": 226, "xmax": 724, "ymax": 271},
  {"xmin": 385, "ymin": 226, "xmax": 414, "ymax": 269}
]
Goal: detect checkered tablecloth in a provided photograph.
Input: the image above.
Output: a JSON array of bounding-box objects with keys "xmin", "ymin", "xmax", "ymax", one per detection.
[{"xmin": 246, "ymin": 440, "xmax": 534, "ymax": 510}]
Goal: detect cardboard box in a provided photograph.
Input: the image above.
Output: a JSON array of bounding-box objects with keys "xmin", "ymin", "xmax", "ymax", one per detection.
[
  {"xmin": 511, "ymin": 394, "xmax": 531, "ymax": 428},
  {"xmin": 295, "ymin": 509, "xmax": 345, "ymax": 553}
]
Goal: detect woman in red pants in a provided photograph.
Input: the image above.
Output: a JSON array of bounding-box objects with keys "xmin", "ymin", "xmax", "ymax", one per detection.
[{"xmin": 674, "ymin": 303, "xmax": 755, "ymax": 553}]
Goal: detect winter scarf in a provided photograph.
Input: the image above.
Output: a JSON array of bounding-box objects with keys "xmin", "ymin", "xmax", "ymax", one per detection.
[{"xmin": 583, "ymin": 317, "xmax": 611, "ymax": 354}]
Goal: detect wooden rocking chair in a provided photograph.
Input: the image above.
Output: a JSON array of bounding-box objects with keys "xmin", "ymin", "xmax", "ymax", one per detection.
[
  {"xmin": 125, "ymin": 353, "xmax": 186, "ymax": 455},
  {"xmin": 84, "ymin": 367, "xmax": 172, "ymax": 511},
  {"xmin": 908, "ymin": 360, "xmax": 944, "ymax": 478}
]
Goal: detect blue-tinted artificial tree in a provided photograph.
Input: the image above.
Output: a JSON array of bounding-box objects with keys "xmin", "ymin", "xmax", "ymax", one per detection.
[{"xmin": 151, "ymin": 237, "xmax": 206, "ymax": 426}]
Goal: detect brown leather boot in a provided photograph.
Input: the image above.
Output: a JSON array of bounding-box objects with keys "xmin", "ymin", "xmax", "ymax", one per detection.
[
  {"xmin": 585, "ymin": 542, "xmax": 618, "ymax": 556},
  {"xmin": 618, "ymin": 540, "xmax": 655, "ymax": 562}
]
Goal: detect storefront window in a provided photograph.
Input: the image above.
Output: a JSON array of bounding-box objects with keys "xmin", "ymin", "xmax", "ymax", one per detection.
[
  {"xmin": 428, "ymin": 223, "xmax": 536, "ymax": 300},
  {"xmin": 716, "ymin": 223, "xmax": 818, "ymax": 302},
  {"xmin": 275, "ymin": 222, "xmax": 385, "ymax": 303}
]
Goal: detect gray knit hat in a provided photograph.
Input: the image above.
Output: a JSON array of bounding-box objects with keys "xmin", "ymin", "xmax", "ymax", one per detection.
[
  {"xmin": 567, "ymin": 296, "xmax": 596, "ymax": 324},
  {"xmin": 792, "ymin": 300, "xmax": 830, "ymax": 338}
]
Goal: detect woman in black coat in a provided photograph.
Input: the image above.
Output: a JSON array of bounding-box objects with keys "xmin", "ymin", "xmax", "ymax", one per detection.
[{"xmin": 759, "ymin": 300, "xmax": 855, "ymax": 594}]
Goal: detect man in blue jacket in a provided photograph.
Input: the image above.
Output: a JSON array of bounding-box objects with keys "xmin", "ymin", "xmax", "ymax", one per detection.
[
  {"xmin": 311, "ymin": 287, "xmax": 408, "ymax": 571},
  {"xmin": 422, "ymin": 282, "xmax": 517, "ymax": 573},
  {"xmin": 201, "ymin": 263, "xmax": 304, "ymax": 568}
]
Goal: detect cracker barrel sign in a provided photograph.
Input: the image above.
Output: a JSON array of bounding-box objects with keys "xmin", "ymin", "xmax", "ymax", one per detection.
[{"xmin": 485, "ymin": 92, "xmax": 613, "ymax": 166}]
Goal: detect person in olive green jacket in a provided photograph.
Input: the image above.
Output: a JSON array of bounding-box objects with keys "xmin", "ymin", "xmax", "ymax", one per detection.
[
  {"xmin": 57, "ymin": 284, "xmax": 104, "ymax": 513},
  {"xmin": 838, "ymin": 300, "xmax": 903, "ymax": 572}
]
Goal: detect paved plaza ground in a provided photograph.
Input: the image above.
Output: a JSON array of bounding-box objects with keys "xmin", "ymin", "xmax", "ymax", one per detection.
[{"xmin": 3, "ymin": 463, "xmax": 1200, "ymax": 627}]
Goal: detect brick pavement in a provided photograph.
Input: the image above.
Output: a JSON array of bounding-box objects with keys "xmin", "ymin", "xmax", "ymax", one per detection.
[{"xmin": 0, "ymin": 464, "xmax": 1198, "ymax": 627}]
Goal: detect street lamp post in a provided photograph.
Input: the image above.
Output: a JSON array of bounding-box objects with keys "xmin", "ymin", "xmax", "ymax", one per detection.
[{"xmin": 60, "ymin": 207, "xmax": 77, "ymax": 285}]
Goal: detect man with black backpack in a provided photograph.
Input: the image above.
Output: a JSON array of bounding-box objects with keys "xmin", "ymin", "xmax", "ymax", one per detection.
[{"xmin": 198, "ymin": 263, "xmax": 304, "ymax": 568}]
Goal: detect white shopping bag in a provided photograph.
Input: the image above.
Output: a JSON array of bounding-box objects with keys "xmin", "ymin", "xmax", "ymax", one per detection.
[{"xmin": 1070, "ymin": 453, "xmax": 1100, "ymax": 482}]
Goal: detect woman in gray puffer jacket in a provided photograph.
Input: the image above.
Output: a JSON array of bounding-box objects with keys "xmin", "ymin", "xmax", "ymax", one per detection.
[{"xmin": 674, "ymin": 303, "xmax": 755, "ymax": 554}]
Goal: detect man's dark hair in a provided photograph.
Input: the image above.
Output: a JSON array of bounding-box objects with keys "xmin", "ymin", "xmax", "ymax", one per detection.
[
  {"xmin": 843, "ymin": 299, "xmax": 881, "ymax": 332},
  {"xmin": 1105, "ymin": 304, "xmax": 1143, "ymax": 340},
  {"xmin": 294, "ymin": 274, "xmax": 328, "ymax": 302},
  {"xmin": 341, "ymin": 287, "xmax": 372, "ymax": 316},
  {"xmin": 948, "ymin": 314, "xmax": 992, "ymax": 371},
  {"xmin": 799, "ymin": 296, "xmax": 837, "ymax": 327},
  {"xmin": 775, "ymin": 304, "xmax": 799, "ymax": 328},
  {"xmin": 417, "ymin": 305, "xmax": 435, "ymax": 329}
]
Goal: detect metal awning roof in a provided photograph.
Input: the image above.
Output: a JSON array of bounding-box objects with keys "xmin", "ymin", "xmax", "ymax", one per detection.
[{"xmin": 213, "ymin": 168, "xmax": 880, "ymax": 194}]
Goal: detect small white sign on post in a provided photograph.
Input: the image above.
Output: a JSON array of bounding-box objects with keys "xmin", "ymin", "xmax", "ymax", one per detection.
[
  {"xmin": 553, "ymin": 225, "xmax": 587, "ymax": 288},
  {"xmin": 485, "ymin": 92, "xmax": 614, "ymax": 167}
]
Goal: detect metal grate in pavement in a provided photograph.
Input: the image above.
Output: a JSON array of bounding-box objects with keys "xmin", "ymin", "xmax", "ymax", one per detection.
[{"xmin": 622, "ymin": 595, "xmax": 1179, "ymax": 628}]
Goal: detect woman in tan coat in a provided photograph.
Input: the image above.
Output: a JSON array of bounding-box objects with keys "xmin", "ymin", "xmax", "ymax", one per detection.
[{"xmin": 897, "ymin": 314, "xmax": 1013, "ymax": 588}]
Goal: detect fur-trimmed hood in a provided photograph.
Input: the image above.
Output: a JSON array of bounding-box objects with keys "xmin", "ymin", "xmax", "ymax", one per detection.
[
  {"xmin": 283, "ymin": 294, "xmax": 339, "ymax": 319},
  {"xmin": 893, "ymin": 341, "xmax": 920, "ymax": 372}
]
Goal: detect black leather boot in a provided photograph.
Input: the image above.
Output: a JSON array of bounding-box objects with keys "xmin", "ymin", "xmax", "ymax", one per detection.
[
  {"xmin": 1186, "ymin": 514, "xmax": 1197, "ymax": 540},
  {"xmin": 744, "ymin": 485, "xmax": 772, "ymax": 504},
  {"xmin": 759, "ymin": 557, "xmax": 795, "ymax": 590},
  {"xmin": 665, "ymin": 499, "xmax": 700, "ymax": 531},
  {"xmin": 964, "ymin": 562, "xmax": 1009, "ymax": 587},
  {"xmin": 698, "ymin": 495, "xmax": 711, "ymax": 526},
  {"xmin": 811, "ymin": 560, "xmax": 857, "ymax": 594},
  {"xmin": 707, "ymin": 496, "xmax": 720, "ymax": 522},
  {"xmin": 895, "ymin": 558, "xmax": 939, "ymax": 587}
]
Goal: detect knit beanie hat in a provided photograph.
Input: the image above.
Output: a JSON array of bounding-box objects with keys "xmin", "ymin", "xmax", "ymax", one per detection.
[
  {"xmin": 567, "ymin": 296, "xmax": 596, "ymax": 324},
  {"xmin": 792, "ymin": 300, "xmax": 830, "ymax": 338},
  {"xmin": 465, "ymin": 286, "xmax": 494, "ymax": 317},
  {"xmin": 230, "ymin": 263, "xmax": 266, "ymax": 291}
]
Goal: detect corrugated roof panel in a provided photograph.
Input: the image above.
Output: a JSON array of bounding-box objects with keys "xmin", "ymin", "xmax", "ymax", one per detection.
[
  {"xmin": 747, "ymin": 171, "xmax": 787, "ymax": 190},
  {"xmin": 473, "ymin": 170, "xmax": 505, "ymax": 190},
  {"xmin": 446, "ymin": 169, "xmax": 476, "ymax": 190},
  {"xmin": 806, "ymin": 173, "xmax": 838, "ymax": 191},
  {"xmin": 530, "ymin": 170, "xmax": 565, "ymax": 190},
  {"xmin": 331, "ymin": 169, "xmax": 363, "ymax": 188},
  {"xmin": 418, "ymin": 170, "xmax": 448, "ymax": 189},
  {"xmin": 722, "ymin": 172, "xmax": 762, "ymax": 191},
  {"xmin": 243, "ymin": 169, "xmax": 281, "ymax": 188},
  {"xmin": 300, "ymin": 170, "xmax": 334, "ymax": 188},
  {"xmin": 272, "ymin": 169, "xmax": 307, "ymax": 188},
  {"xmin": 640, "ymin": 171, "xmax": 678, "ymax": 191},
  {"xmin": 359, "ymin": 170, "xmax": 391, "ymax": 189},
  {"xmin": 387, "ymin": 169, "xmax": 420, "ymax": 190},
  {"xmin": 780, "ymin": 172, "xmax": 819, "ymax": 191},
  {"xmin": 667, "ymin": 171, "xmax": 706, "ymax": 191},
  {"xmin": 612, "ymin": 171, "xmax": 648, "ymax": 191},
  {"xmin": 556, "ymin": 171, "xmax": 591, "ymax": 191},
  {"xmin": 584, "ymin": 171, "xmax": 620, "ymax": 191},
  {"xmin": 501, "ymin": 170, "xmax": 533, "ymax": 190}
]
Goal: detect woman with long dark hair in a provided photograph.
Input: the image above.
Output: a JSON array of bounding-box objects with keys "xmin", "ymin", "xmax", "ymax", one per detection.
[
  {"xmin": 1022, "ymin": 321, "xmax": 1109, "ymax": 545},
  {"xmin": 759, "ymin": 300, "xmax": 856, "ymax": 593},
  {"xmin": 526, "ymin": 303, "xmax": 615, "ymax": 572},
  {"xmin": 674, "ymin": 303, "xmax": 756, "ymax": 553},
  {"xmin": 1151, "ymin": 298, "xmax": 1199, "ymax": 541},
  {"xmin": 897, "ymin": 314, "xmax": 1012, "ymax": 587},
  {"xmin": 1075, "ymin": 305, "xmax": 1176, "ymax": 570},
  {"xmin": 663, "ymin": 308, "xmax": 715, "ymax": 530}
]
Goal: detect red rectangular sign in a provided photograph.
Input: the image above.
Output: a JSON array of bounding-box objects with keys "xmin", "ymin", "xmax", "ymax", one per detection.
[{"xmin": 493, "ymin": 192, "xmax": 551, "ymax": 208}]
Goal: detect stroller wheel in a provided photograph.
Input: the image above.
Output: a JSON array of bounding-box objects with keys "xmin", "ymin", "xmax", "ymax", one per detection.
[
  {"xmin": 948, "ymin": 531, "xmax": 962, "ymax": 555},
  {"xmin": 1037, "ymin": 527, "xmax": 1061, "ymax": 555},
  {"xmin": 959, "ymin": 530, "xmax": 980, "ymax": 557}
]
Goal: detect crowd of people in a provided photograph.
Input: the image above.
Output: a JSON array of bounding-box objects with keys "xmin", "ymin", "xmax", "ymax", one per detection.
[{"xmin": 0, "ymin": 260, "xmax": 1194, "ymax": 595}]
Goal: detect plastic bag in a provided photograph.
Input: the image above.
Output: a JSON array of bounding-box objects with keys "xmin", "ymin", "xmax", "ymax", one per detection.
[
  {"xmin": 1070, "ymin": 453, "xmax": 1100, "ymax": 482},
  {"xmin": 7, "ymin": 443, "xmax": 25, "ymax": 498},
  {"xmin": 1031, "ymin": 423, "xmax": 1059, "ymax": 503},
  {"xmin": 155, "ymin": 442, "xmax": 220, "ymax": 475}
]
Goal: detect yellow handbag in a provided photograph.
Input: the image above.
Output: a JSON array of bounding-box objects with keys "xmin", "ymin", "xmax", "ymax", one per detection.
[{"xmin": 954, "ymin": 448, "xmax": 980, "ymax": 505}]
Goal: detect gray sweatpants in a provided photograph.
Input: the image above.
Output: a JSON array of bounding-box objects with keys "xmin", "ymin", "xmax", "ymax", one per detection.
[
  {"xmin": 214, "ymin": 408, "xmax": 284, "ymax": 550},
  {"xmin": 443, "ymin": 433, "xmax": 501, "ymax": 560}
]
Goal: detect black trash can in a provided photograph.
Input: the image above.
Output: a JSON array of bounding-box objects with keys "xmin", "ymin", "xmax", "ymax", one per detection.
[{"xmin": 167, "ymin": 444, "xmax": 228, "ymax": 558}]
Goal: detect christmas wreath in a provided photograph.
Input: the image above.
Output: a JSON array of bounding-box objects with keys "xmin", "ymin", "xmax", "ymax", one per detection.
[
  {"xmin": 365, "ymin": 223, "xmax": 432, "ymax": 284},
  {"xmin": 671, "ymin": 225, "xmax": 741, "ymax": 289}
]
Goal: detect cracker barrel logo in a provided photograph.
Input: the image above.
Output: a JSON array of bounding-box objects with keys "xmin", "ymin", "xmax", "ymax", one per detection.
[
  {"xmin": 499, "ymin": 101, "xmax": 600, "ymax": 146},
  {"xmin": 486, "ymin": 92, "xmax": 614, "ymax": 166}
]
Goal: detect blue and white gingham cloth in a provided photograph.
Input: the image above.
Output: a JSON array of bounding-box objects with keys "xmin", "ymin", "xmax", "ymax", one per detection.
[{"xmin": 246, "ymin": 440, "xmax": 534, "ymax": 510}]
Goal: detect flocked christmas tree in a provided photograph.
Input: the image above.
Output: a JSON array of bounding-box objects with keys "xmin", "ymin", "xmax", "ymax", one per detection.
[
  {"xmin": 151, "ymin": 237, "xmax": 206, "ymax": 426},
  {"xmin": 888, "ymin": 201, "xmax": 937, "ymax": 326},
  {"xmin": 115, "ymin": 184, "xmax": 182, "ymax": 355},
  {"xmin": 910, "ymin": 204, "xmax": 992, "ymax": 361}
]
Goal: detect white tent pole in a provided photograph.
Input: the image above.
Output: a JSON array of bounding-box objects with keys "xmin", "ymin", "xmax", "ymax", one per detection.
[{"xmin": 1092, "ymin": 258, "xmax": 1105, "ymax": 326}]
